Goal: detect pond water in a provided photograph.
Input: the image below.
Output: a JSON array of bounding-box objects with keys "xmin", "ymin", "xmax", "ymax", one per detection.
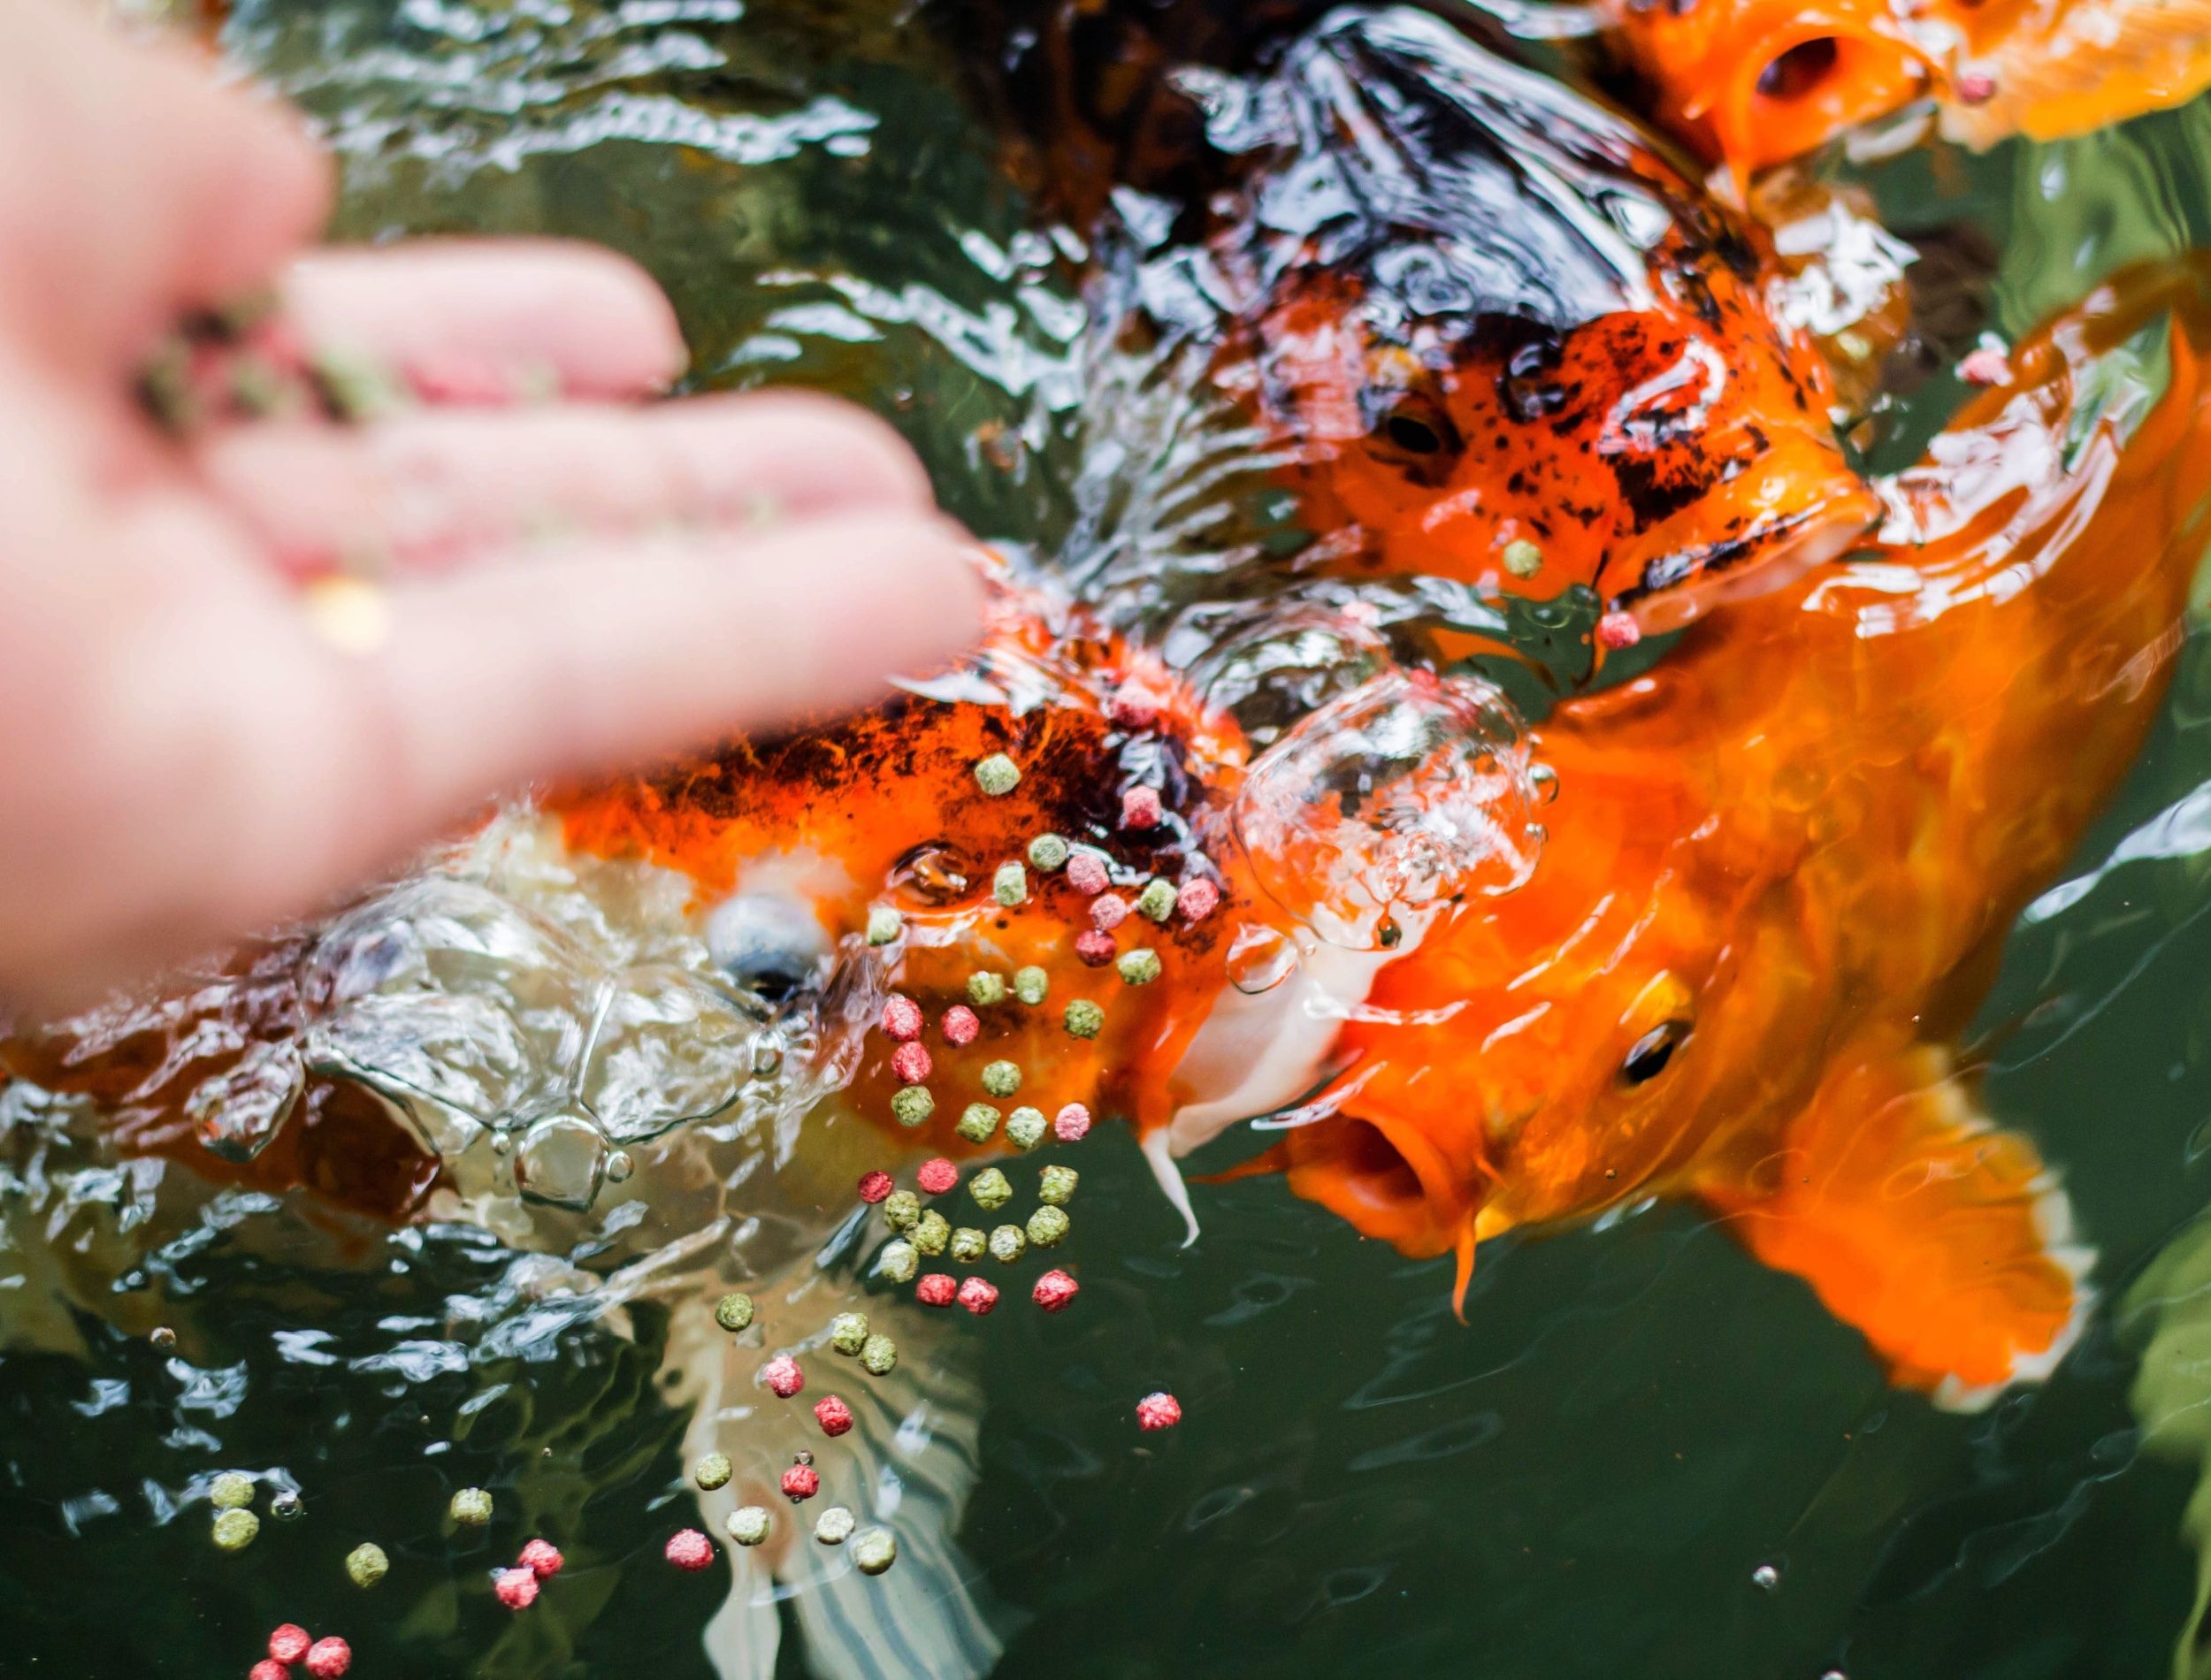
[{"xmin": 11, "ymin": 3, "xmax": 2211, "ymax": 1676}]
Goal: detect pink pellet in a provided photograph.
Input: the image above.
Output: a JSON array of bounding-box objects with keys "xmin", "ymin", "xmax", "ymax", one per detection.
[
  {"xmin": 1595, "ymin": 612, "xmax": 1641, "ymax": 652},
  {"xmin": 519, "ymin": 1539, "xmax": 564, "ymax": 1578},
  {"xmin": 958, "ymin": 1277, "xmax": 999, "ymax": 1316},
  {"xmin": 1053, "ymin": 1103, "xmax": 1091, "ymax": 1142},
  {"xmin": 665, "ymin": 1529, "xmax": 715, "ymax": 1571},
  {"xmin": 1090, "ymin": 893, "xmax": 1128, "ymax": 931},
  {"xmin": 304, "ymin": 1638, "xmax": 353, "ymax": 1679},
  {"xmin": 891, "ymin": 1042, "xmax": 932, "ymax": 1084},
  {"xmin": 1956, "ymin": 69, "xmax": 1996, "ymax": 103},
  {"xmin": 941, "ymin": 1006, "xmax": 981, "ymax": 1047},
  {"xmin": 1960, "ymin": 347, "xmax": 2011, "ymax": 386},
  {"xmin": 1107, "ymin": 683, "xmax": 1162, "ymax": 729},
  {"xmin": 1177, "ymin": 879, "xmax": 1220, "ymax": 923},
  {"xmin": 815, "ymin": 1394, "xmax": 854, "ymax": 1437},
  {"xmin": 781, "ymin": 1464, "xmax": 820, "ymax": 1502},
  {"xmin": 918, "ymin": 1157, "xmax": 958, "ymax": 1195},
  {"xmin": 761, "ymin": 1355, "xmax": 804, "ymax": 1398},
  {"xmin": 1033, "ymin": 1270, "xmax": 1080, "ymax": 1312},
  {"xmin": 916, "ymin": 1273, "xmax": 957, "ymax": 1308},
  {"xmin": 881, "ymin": 995, "xmax": 923, "ymax": 1041},
  {"xmin": 1075, "ymin": 930, "xmax": 1117, "ymax": 966},
  {"xmin": 269, "ymin": 1625, "xmax": 311, "ymax": 1664},
  {"xmin": 1121, "ymin": 787, "xmax": 1163, "ymax": 829},
  {"xmin": 251, "ymin": 1662, "xmax": 289, "ymax": 1680},
  {"xmin": 1136, "ymin": 1392, "xmax": 1182, "ymax": 1432},
  {"xmin": 857, "ymin": 1170, "xmax": 895, "ymax": 1204},
  {"xmin": 495, "ymin": 1567, "xmax": 539, "ymax": 1609},
  {"xmin": 1066, "ymin": 852, "xmax": 1110, "ymax": 896}
]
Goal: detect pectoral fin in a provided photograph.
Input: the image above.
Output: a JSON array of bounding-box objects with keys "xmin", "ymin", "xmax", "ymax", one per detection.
[{"xmin": 1696, "ymin": 1042, "xmax": 2092, "ymax": 1409}]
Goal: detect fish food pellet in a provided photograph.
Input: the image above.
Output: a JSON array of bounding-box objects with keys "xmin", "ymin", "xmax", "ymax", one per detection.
[
  {"xmin": 1064, "ymin": 999, "xmax": 1105, "ymax": 1039},
  {"xmin": 1108, "ymin": 683, "xmax": 1162, "ymax": 729},
  {"xmin": 883, "ymin": 1192, "xmax": 922, "ymax": 1232},
  {"xmin": 345, "ymin": 1543, "xmax": 388, "ymax": 1588},
  {"xmin": 1033, "ymin": 1270, "xmax": 1080, "ymax": 1312},
  {"xmin": 951, "ymin": 1226, "xmax": 986, "ymax": 1264},
  {"xmin": 1502, "ymin": 538, "xmax": 1543, "ymax": 578},
  {"xmin": 957, "ymin": 1103, "xmax": 1001, "ymax": 1144},
  {"xmin": 815, "ymin": 1506, "xmax": 857, "ymax": 1546},
  {"xmin": 520, "ymin": 1539, "xmax": 563, "ymax": 1578},
  {"xmin": 857, "ymin": 1171, "xmax": 894, "ymax": 1204},
  {"xmin": 1052, "ymin": 1105, "xmax": 1090, "ymax": 1143},
  {"xmin": 973, "ymin": 753, "xmax": 1021, "ymax": 796},
  {"xmin": 853, "ymin": 1527, "xmax": 899, "ymax": 1576},
  {"xmin": 1595, "ymin": 611, "xmax": 1641, "ymax": 651},
  {"xmin": 694, "ymin": 1453, "xmax": 734, "ymax": 1491},
  {"xmin": 1957, "ymin": 68, "xmax": 1998, "ymax": 102},
  {"xmin": 829, "ymin": 1312, "xmax": 870, "ymax": 1355},
  {"xmin": 1177, "ymin": 879, "xmax": 1220, "ymax": 922},
  {"xmin": 214, "ymin": 1508, "xmax": 261, "ymax": 1552},
  {"xmin": 1121, "ymin": 786, "xmax": 1163, "ymax": 829},
  {"xmin": 994, "ymin": 862, "xmax": 1029, "ymax": 907},
  {"xmin": 917, "ymin": 1272, "xmax": 957, "ymax": 1307},
  {"xmin": 1006, "ymin": 1107, "xmax": 1046, "ymax": 1151},
  {"xmin": 1028, "ymin": 833, "xmax": 1070, "ymax": 871},
  {"xmin": 451, "ymin": 1487, "xmax": 493, "ymax": 1526},
  {"xmin": 890, "ymin": 1042, "xmax": 932, "ymax": 1084},
  {"xmin": 211, "ymin": 1472, "xmax": 256, "ymax": 1510},
  {"xmin": 969, "ymin": 1168, "xmax": 1013, "ymax": 1210},
  {"xmin": 1039, "ymin": 1165, "xmax": 1080, "ymax": 1204},
  {"xmin": 967, "ymin": 971, "xmax": 1008, "ymax": 1008},
  {"xmin": 815, "ymin": 1395, "xmax": 854, "ymax": 1437},
  {"xmin": 1136, "ymin": 879, "xmax": 1176, "ymax": 923},
  {"xmin": 989, "ymin": 1225, "xmax": 1027, "ymax": 1264},
  {"xmin": 918, "ymin": 1157, "xmax": 958, "ymax": 1195},
  {"xmin": 942, "ymin": 1005, "xmax": 981, "ymax": 1046},
  {"xmin": 271, "ymin": 1626, "xmax": 311, "ymax": 1664},
  {"xmin": 761, "ymin": 1355, "xmax": 805, "ymax": 1398},
  {"xmin": 782, "ymin": 1464, "xmax": 820, "ymax": 1502},
  {"xmin": 879, "ymin": 1240, "xmax": 919, "ymax": 1283},
  {"xmin": 304, "ymin": 1637, "xmax": 353, "ymax": 1679},
  {"xmin": 1136, "ymin": 1392, "xmax": 1182, "ymax": 1431},
  {"xmin": 891, "ymin": 1086, "xmax": 935, "ymax": 1127},
  {"xmin": 715, "ymin": 1294, "xmax": 755, "ymax": 1333},
  {"xmin": 1075, "ymin": 930, "xmax": 1116, "ymax": 967},
  {"xmin": 867, "ymin": 906, "xmax": 903, "ymax": 946},
  {"xmin": 495, "ymin": 1566, "xmax": 539, "ymax": 1609},
  {"xmin": 1027, "ymin": 1205, "xmax": 1070, "ymax": 1248},
  {"xmin": 1091, "ymin": 893, "xmax": 1129, "ymax": 931},
  {"xmin": 982, "ymin": 1060, "xmax": 1021, "ymax": 1097},
  {"xmin": 1067, "ymin": 852, "xmax": 1110, "ymax": 895},
  {"xmin": 1117, "ymin": 948, "xmax": 1162, "ymax": 986},
  {"xmin": 666, "ymin": 1529, "xmax": 715, "ymax": 1571},
  {"xmin": 729, "ymin": 1507, "xmax": 770, "ymax": 1547},
  {"xmin": 1014, "ymin": 966, "xmax": 1050, "ymax": 1005},
  {"xmin": 958, "ymin": 1277, "xmax": 999, "ymax": 1315},
  {"xmin": 914, "ymin": 1210, "xmax": 950, "ymax": 1254},
  {"xmin": 881, "ymin": 995, "xmax": 923, "ymax": 1040},
  {"xmin": 860, "ymin": 1334, "xmax": 898, "ymax": 1375},
  {"xmin": 253, "ymin": 1661, "xmax": 289, "ymax": 1680}
]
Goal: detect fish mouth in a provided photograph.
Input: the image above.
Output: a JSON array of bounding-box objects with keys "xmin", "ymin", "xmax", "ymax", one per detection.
[
  {"xmin": 1279, "ymin": 1111, "xmax": 1482, "ymax": 1306},
  {"xmin": 1702, "ymin": 14, "xmax": 1933, "ymax": 176}
]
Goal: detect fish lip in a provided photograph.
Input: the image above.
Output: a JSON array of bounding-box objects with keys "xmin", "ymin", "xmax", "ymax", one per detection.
[
  {"xmin": 1281, "ymin": 1108, "xmax": 1477, "ymax": 1259},
  {"xmin": 1615, "ymin": 471, "xmax": 1883, "ymax": 637}
]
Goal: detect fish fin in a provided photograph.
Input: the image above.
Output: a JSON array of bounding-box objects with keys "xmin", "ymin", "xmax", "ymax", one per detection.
[{"xmin": 1696, "ymin": 1042, "xmax": 2092, "ymax": 1410}]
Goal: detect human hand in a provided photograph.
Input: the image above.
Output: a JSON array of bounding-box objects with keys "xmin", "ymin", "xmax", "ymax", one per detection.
[{"xmin": 0, "ymin": 1, "xmax": 983, "ymax": 1010}]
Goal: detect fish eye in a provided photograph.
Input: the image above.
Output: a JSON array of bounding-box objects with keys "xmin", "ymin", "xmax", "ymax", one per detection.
[
  {"xmin": 704, "ymin": 893, "xmax": 830, "ymax": 1004},
  {"xmin": 1619, "ymin": 1020, "xmax": 1689, "ymax": 1086},
  {"xmin": 1373, "ymin": 396, "xmax": 1462, "ymax": 481},
  {"xmin": 1386, "ymin": 412, "xmax": 1445, "ymax": 454}
]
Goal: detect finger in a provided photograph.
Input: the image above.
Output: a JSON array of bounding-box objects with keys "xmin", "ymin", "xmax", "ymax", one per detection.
[
  {"xmin": 197, "ymin": 392, "xmax": 937, "ymax": 573},
  {"xmin": 283, "ymin": 241, "xmax": 689, "ymax": 401}
]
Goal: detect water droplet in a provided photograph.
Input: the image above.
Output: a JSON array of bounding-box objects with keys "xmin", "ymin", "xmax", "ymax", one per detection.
[
  {"xmin": 149, "ymin": 1326, "xmax": 176, "ymax": 1351},
  {"xmin": 491, "ymin": 1129, "xmax": 513, "ymax": 1157},
  {"xmin": 606, "ymin": 1150, "xmax": 634, "ymax": 1184},
  {"xmin": 514, "ymin": 1115, "xmax": 608, "ymax": 1210},
  {"xmin": 270, "ymin": 1490, "xmax": 303, "ymax": 1522},
  {"xmin": 1751, "ymin": 1563, "xmax": 1780, "ymax": 1592},
  {"xmin": 1226, "ymin": 923, "xmax": 1300, "ymax": 995},
  {"xmin": 888, "ymin": 844, "xmax": 971, "ymax": 907},
  {"xmin": 1527, "ymin": 763, "xmax": 1559, "ymax": 805},
  {"xmin": 751, "ymin": 1031, "xmax": 785, "ymax": 1078}
]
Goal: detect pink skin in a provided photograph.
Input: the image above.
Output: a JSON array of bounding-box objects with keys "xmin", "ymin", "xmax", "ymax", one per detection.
[{"xmin": 0, "ymin": 2, "xmax": 983, "ymax": 1011}]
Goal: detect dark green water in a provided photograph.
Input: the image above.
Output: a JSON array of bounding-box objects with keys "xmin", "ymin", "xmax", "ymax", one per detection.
[{"xmin": 11, "ymin": 4, "xmax": 2211, "ymax": 1676}]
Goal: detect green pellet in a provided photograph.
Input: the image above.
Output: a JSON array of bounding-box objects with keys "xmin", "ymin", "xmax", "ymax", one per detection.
[
  {"xmin": 878, "ymin": 1240, "xmax": 919, "ymax": 1283},
  {"xmin": 212, "ymin": 1508, "xmax": 260, "ymax": 1553},
  {"xmin": 829, "ymin": 1312, "xmax": 871, "ymax": 1356},
  {"xmin": 1027, "ymin": 1205, "xmax": 1070, "ymax": 1248},
  {"xmin": 860, "ymin": 1334, "xmax": 898, "ymax": 1376},
  {"xmin": 969, "ymin": 1168, "xmax": 1013, "ymax": 1211},
  {"xmin": 310, "ymin": 345, "xmax": 403, "ymax": 424},
  {"xmin": 981, "ymin": 1059, "xmax": 1021, "ymax": 1098},
  {"xmin": 1006, "ymin": 1107, "xmax": 1047, "ymax": 1151},
  {"xmin": 853, "ymin": 1526, "xmax": 899, "ymax": 1575},
  {"xmin": 728, "ymin": 1506, "xmax": 771, "ymax": 1546},
  {"xmin": 988, "ymin": 1225, "xmax": 1027, "ymax": 1264},
  {"xmin": 345, "ymin": 1542, "xmax": 388, "ymax": 1589},
  {"xmin": 966, "ymin": 971, "xmax": 1007, "ymax": 1008},
  {"xmin": 973, "ymin": 754, "xmax": 1021, "ymax": 796},
  {"xmin": 210, "ymin": 1472, "xmax": 255, "ymax": 1511},
  {"xmin": 957, "ymin": 1103, "xmax": 1001, "ymax": 1144},
  {"xmin": 883, "ymin": 1192, "xmax": 922, "ymax": 1232},
  {"xmin": 1503, "ymin": 538, "xmax": 1543, "ymax": 578},
  {"xmin": 1064, "ymin": 998, "xmax": 1105, "ymax": 1039},
  {"xmin": 1014, "ymin": 966, "xmax": 1050, "ymax": 1005},
  {"xmin": 950, "ymin": 1226, "xmax": 986, "ymax": 1264},
  {"xmin": 994, "ymin": 862, "xmax": 1029, "ymax": 907},
  {"xmin": 1117, "ymin": 948, "xmax": 1162, "ymax": 986},
  {"xmin": 914, "ymin": 1210, "xmax": 950, "ymax": 1255},
  {"xmin": 867, "ymin": 906, "xmax": 904, "ymax": 946},
  {"xmin": 891, "ymin": 1085, "xmax": 935, "ymax": 1127},
  {"xmin": 1135, "ymin": 879, "xmax": 1176, "ymax": 923},
  {"xmin": 695, "ymin": 1453, "xmax": 734, "ymax": 1492},
  {"xmin": 1039, "ymin": 1165, "xmax": 1079, "ymax": 1205},
  {"xmin": 1027, "ymin": 834, "xmax": 1069, "ymax": 872},
  {"xmin": 450, "ymin": 1487, "xmax": 493, "ymax": 1527},
  {"xmin": 815, "ymin": 1505, "xmax": 857, "ymax": 1546},
  {"xmin": 715, "ymin": 1293, "xmax": 756, "ymax": 1333}
]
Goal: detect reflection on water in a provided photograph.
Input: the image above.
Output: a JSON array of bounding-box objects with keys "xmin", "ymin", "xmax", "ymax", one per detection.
[{"xmin": 10, "ymin": 2, "xmax": 2211, "ymax": 1676}]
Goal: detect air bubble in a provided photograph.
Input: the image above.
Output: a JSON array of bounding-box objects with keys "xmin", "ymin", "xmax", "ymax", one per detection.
[
  {"xmin": 606, "ymin": 1150, "xmax": 635, "ymax": 1184},
  {"xmin": 1226, "ymin": 924, "xmax": 1301, "ymax": 995},
  {"xmin": 514, "ymin": 1115, "xmax": 608, "ymax": 1210},
  {"xmin": 1751, "ymin": 1563, "xmax": 1780, "ymax": 1592}
]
